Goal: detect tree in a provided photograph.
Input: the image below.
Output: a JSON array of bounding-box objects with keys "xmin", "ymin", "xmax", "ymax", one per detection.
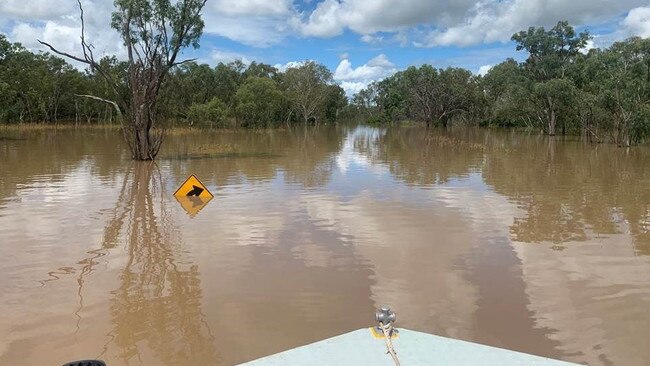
[
  {"xmin": 38, "ymin": 0, "xmax": 208, "ymax": 160},
  {"xmin": 324, "ymin": 84, "xmax": 347, "ymax": 123},
  {"xmin": 588, "ymin": 37, "xmax": 650, "ymax": 146},
  {"xmin": 511, "ymin": 22, "xmax": 590, "ymax": 135},
  {"xmin": 533, "ymin": 78, "xmax": 577, "ymax": 135},
  {"xmin": 243, "ymin": 61, "xmax": 278, "ymax": 80},
  {"xmin": 235, "ymin": 77, "xmax": 283, "ymax": 127},
  {"xmin": 385, "ymin": 65, "xmax": 475, "ymax": 127},
  {"xmin": 212, "ymin": 61, "xmax": 244, "ymax": 110},
  {"xmin": 480, "ymin": 59, "xmax": 534, "ymax": 127},
  {"xmin": 375, "ymin": 76, "xmax": 407, "ymax": 123},
  {"xmin": 512, "ymin": 21, "xmax": 591, "ymax": 81},
  {"xmin": 283, "ymin": 61, "xmax": 333, "ymax": 125},
  {"xmin": 352, "ymin": 82, "xmax": 381, "ymax": 119},
  {"xmin": 188, "ymin": 97, "xmax": 227, "ymax": 128}
]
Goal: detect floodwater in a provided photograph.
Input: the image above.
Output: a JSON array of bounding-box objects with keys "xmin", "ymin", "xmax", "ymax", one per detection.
[{"xmin": 0, "ymin": 126, "xmax": 649, "ymax": 366}]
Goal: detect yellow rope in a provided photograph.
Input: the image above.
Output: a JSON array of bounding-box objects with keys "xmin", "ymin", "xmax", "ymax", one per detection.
[{"xmin": 380, "ymin": 322, "xmax": 401, "ymax": 366}]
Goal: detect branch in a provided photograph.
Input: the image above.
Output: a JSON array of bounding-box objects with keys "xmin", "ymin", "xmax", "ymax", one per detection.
[
  {"xmin": 75, "ymin": 94, "xmax": 123, "ymax": 120},
  {"xmin": 77, "ymin": 0, "xmax": 91, "ymax": 62},
  {"xmin": 173, "ymin": 58, "xmax": 198, "ymax": 67},
  {"xmin": 39, "ymin": 0, "xmax": 128, "ymax": 112},
  {"xmin": 38, "ymin": 40, "xmax": 91, "ymax": 65}
]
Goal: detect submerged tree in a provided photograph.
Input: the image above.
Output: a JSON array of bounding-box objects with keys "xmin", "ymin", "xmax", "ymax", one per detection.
[
  {"xmin": 590, "ymin": 37, "xmax": 650, "ymax": 146},
  {"xmin": 39, "ymin": 0, "xmax": 208, "ymax": 160},
  {"xmin": 283, "ymin": 61, "xmax": 334, "ymax": 125}
]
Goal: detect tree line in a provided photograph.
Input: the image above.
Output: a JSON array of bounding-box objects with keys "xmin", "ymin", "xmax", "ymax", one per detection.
[
  {"xmin": 2, "ymin": 17, "xmax": 649, "ymax": 150},
  {"xmin": 0, "ymin": 34, "xmax": 347, "ymax": 128},
  {"xmin": 353, "ymin": 21, "xmax": 650, "ymax": 146}
]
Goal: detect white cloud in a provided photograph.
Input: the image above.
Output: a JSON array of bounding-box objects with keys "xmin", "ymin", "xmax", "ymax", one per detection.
[
  {"xmin": 202, "ymin": 0, "xmax": 300, "ymax": 47},
  {"xmin": 301, "ymin": 0, "xmax": 344, "ymax": 37},
  {"xmin": 298, "ymin": 0, "xmax": 648, "ymax": 47},
  {"xmin": 273, "ymin": 60, "xmax": 307, "ymax": 72},
  {"xmin": 300, "ymin": 0, "xmax": 475, "ymax": 37},
  {"xmin": 339, "ymin": 81, "xmax": 368, "ymax": 96},
  {"xmin": 334, "ymin": 54, "xmax": 396, "ymax": 81},
  {"xmin": 367, "ymin": 54, "xmax": 394, "ymax": 68},
  {"xmin": 2, "ymin": 0, "xmax": 649, "ymax": 55},
  {"xmin": 587, "ymin": 6, "xmax": 650, "ymax": 48},
  {"xmin": 201, "ymin": 15, "xmax": 297, "ymax": 47},
  {"xmin": 212, "ymin": 0, "xmax": 294, "ymax": 17},
  {"xmin": 2, "ymin": 0, "xmax": 300, "ymax": 52},
  {"xmin": 579, "ymin": 39, "xmax": 596, "ymax": 54},
  {"xmin": 0, "ymin": 0, "xmax": 73, "ymax": 21},
  {"xmin": 333, "ymin": 54, "xmax": 398, "ymax": 96},
  {"xmin": 360, "ymin": 34, "xmax": 384, "ymax": 44},
  {"xmin": 620, "ymin": 6, "xmax": 650, "ymax": 38},
  {"xmin": 477, "ymin": 64, "xmax": 492, "ymax": 76},
  {"xmin": 419, "ymin": 0, "xmax": 649, "ymax": 47},
  {"xmin": 209, "ymin": 50, "xmax": 252, "ymax": 65},
  {"xmin": 2, "ymin": 0, "xmax": 124, "ymax": 63}
]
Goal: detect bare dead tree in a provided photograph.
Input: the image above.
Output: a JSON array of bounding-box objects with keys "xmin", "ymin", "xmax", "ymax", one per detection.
[{"xmin": 38, "ymin": 0, "xmax": 207, "ymax": 160}]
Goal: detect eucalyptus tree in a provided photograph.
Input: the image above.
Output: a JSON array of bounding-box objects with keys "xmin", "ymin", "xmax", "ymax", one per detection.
[
  {"xmin": 213, "ymin": 62, "xmax": 244, "ymax": 110},
  {"xmin": 352, "ymin": 81, "xmax": 381, "ymax": 118},
  {"xmin": 243, "ymin": 62, "xmax": 279, "ymax": 80},
  {"xmin": 588, "ymin": 37, "xmax": 650, "ymax": 146},
  {"xmin": 235, "ymin": 77, "xmax": 283, "ymax": 127},
  {"xmin": 512, "ymin": 21, "xmax": 591, "ymax": 81},
  {"xmin": 374, "ymin": 75, "xmax": 408, "ymax": 123},
  {"xmin": 480, "ymin": 59, "xmax": 530, "ymax": 126},
  {"xmin": 511, "ymin": 21, "xmax": 591, "ymax": 135},
  {"xmin": 0, "ymin": 36, "xmax": 82, "ymax": 123},
  {"xmin": 38, "ymin": 0, "xmax": 208, "ymax": 160},
  {"xmin": 378, "ymin": 65, "xmax": 475, "ymax": 127},
  {"xmin": 188, "ymin": 97, "xmax": 228, "ymax": 128},
  {"xmin": 532, "ymin": 78, "xmax": 577, "ymax": 135},
  {"xmin": 283, "ymin": 61, "xmax": 334, "ymax": 125},
  {"xmin": 324, "ymin": 84, "xmax": 348, "ymax": 123}
]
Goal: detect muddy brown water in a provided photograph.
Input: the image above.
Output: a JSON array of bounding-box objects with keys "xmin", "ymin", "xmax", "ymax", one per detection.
[{"xmin": 0, "ymin": 126, "xmax": 649, "ymax": 365}]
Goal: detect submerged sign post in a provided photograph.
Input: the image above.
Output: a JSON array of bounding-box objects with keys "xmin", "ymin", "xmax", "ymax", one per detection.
[{"xmin": 174, "ymin": 175, "xmax": 213, "ymax": 217}]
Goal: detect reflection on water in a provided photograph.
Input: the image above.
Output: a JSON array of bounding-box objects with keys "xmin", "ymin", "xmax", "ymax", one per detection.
[
  {"xmin": 0, "ymin": 126, "xmax": 649, "ymax": 365},
  {"xmin": 105, "ymin": 163, "xmax": 217, "ymax": 365}
]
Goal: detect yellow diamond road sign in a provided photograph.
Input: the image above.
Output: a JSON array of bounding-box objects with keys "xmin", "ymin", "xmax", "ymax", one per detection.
[{"xmin": 174, "ymin": 175, "xmax": 213, "ymax": 217}]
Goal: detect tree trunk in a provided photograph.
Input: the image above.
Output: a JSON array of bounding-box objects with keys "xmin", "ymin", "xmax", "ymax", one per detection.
[
  {"xmin": 548, "ymin": 109, "xmax": 556, "ymax": 136},
  {"xmin": 544, "ymin": 96, "xmax": 557, "ymax": 136},
  {"xmin": 617, "ymin": 121, "xmax": 631, "ymax": 147},
  {"xmin": 440, "ymin": 115, "xmax": 449, "ymax": 128},
  {"xmin": 75, "ymin": 100, "xmax": 79, "ymax": 127},
  {"xmin": 126, "ymin": 96, "xmax": 162, "ymax": 161},
  {"xmin": 135, "ymin": 125, "xmax": 150, "ymax": 160}
]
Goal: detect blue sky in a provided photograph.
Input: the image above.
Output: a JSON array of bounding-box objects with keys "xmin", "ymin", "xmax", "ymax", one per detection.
[{"xmin": 1, "ymin": 0, "xmax": 649, "ymax": 95}]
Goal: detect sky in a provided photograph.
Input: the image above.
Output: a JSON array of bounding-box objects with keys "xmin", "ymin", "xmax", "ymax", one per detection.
[{"xmin": 1, "ymin": 0, "xmax": 650, "ymax": 96}]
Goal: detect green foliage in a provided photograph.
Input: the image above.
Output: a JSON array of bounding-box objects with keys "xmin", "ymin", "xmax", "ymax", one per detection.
[
  {"xmin": 357, "ymin": 65, "xmax": 481, "ymax": 127},
  {"xmin": 0, "ymin": 35, "xmax": 349, "ymax": 127},
  {"xmin": 2, "ymin": 18, "xmax": 648, "ymax": 146},
  {"xmin": 354, "ymin": 21, "xmax": 648, "ymax": 145},
  {"xmin": 366, "ymin": 114, "xmax": 391, "ymax": 125},
  {"xmin": 283, "ymin": 61, "xmax": 334, "ymax": 124},
  {"xmin": 0, "ymin": 35, "xmax": 95, "ymax": 123},
  {"xmin": 235, "ymin": 77, "xmax": 283, "ymax": 127},
  {"xmin": 188, "ymin": 97, "xmax": 227, "ymax": 128},
  {"xmin": 512, "ymin": 20, "xmax": 591, "ymax": 80},
  {"xmin": 111, "ymin": 0, "xmax": 206, "ymax": 50},
  {"xmin": 324, "ymin": 84, "xmax": 347, "ymax": 123},
  {"xmin": 584, "ymin": 37, "xmax": 650, "ymax": 145}
]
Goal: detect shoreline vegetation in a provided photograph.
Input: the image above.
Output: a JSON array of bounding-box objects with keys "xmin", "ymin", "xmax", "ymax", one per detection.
[{"xmin": 1, "ymin": 20, "xmax": 649, "ymax": 147}]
